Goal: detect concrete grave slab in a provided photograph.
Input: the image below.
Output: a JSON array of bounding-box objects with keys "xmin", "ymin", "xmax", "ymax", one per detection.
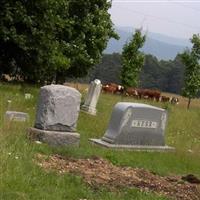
[
  {"xmin": 5, "ymin": 111, "xmax": 29, "ymax": 122},
  {"xmin": 90, "ymin": 102, "xmax": 174, "ymax": 151}
]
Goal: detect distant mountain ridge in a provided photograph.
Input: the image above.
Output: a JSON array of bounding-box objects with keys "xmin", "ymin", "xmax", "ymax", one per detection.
[{"xmin": 104, "ymin": 26, "xmax": 191, "ymax": 60}]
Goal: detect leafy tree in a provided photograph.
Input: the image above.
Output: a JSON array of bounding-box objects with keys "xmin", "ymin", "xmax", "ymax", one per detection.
[
  {"xmin": 181, "ymin": 34, "xmax": 200, "ymax": 109},
  {"xmin": 90, "ymin": 53, "xmax": 122, "ymax": 84},
  {"xmin": 0, "ymin": 0, "xmax": 117, "ymax": 83},
  {"xmin": 165, "ymin": 55, "xmax": 185, "ymax": 94},
  {"xmin": 140, "ymin": 54, "xmax": 163, "ymax": 89},
  {"xmin": 0, "ymin": 0, "xmax": 70, "ymax": 82},
  {"xmin": 63, "ymin": 0, "xmax": 118, "ymax": 79},
  {"xmin": 120, "ymin": 29, "xmax": 146, "ymax": 88}
]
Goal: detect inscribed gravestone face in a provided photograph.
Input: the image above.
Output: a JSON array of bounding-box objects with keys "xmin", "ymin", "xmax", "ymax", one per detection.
[
  {"xmin": 81, "ymin": 79, "xmax": 102, "ymax": 115},
  {"xmin": 90, "ymin": 102, "xmax": 174, "ymax": 151},
  {"xmin": 28, "ymin": 84, "xmax": 81, "ymax": 146}
]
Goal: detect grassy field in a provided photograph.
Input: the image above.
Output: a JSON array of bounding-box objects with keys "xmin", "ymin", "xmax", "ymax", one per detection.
[{"xmin": 0, "ymin": 82, "xmax": 200, "ymax": 200}]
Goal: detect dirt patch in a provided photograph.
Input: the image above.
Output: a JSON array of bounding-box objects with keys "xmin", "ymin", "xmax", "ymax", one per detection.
[{"xmin": 36, "ymin": 154, "xmax": 200, "ymax": 200}]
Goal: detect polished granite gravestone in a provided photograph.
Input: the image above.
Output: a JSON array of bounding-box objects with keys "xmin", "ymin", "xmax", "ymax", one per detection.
[
  {"xmin": 81, "ymin": 79, "xmax": 102, "ymax": 115},
  {"xmin": 90, "ymin": 102, "xmax": 174, "ymax": 151},
  {"xmin": 28, "ymin": 84, "xmax": 81, "ymax": 146}
]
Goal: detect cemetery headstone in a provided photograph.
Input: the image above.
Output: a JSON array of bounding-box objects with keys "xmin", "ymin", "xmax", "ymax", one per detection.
[
  {"xmin": 90, "ymin": 102, "xmax": 174, "ymax": 151},
  {"xmin": 5, "ymin": 111, "xmax": 29, "ymax": 122},
  {"xmin": 28, "ymin": 84, "xmax": 81, "ymax": 146},
  {"xmin": 81, "ymin": 79, "xmax": 102, "ymax": 115}
]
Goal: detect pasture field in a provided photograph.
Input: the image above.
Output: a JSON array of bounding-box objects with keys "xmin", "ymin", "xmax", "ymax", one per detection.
[{"xmin": 0, "ymin": 82, "xmax": 200, "ymax": 200}]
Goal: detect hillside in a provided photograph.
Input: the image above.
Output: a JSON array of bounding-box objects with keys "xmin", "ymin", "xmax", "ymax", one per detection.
[
  {"xmin": 104, "ymin": 27, "xmax": 191, "ymax": 60},
  {"xmin": 0, "ymin": 83, "xmax": 200, "ymax": 199}
]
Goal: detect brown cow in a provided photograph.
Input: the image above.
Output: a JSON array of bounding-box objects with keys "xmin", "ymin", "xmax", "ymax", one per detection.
[
  {"xmin": 159, "ymin": 96, "xmax": 179, "ymax": 104},
  {"xmin": 125, "ymin": 87, "xmax": 138, "ymax": 97},
  {"xmin": 102, "ymin": 83, "xmax": 124, "ymax": 94},
  {"xmin": 146, "ymin": 89, "xmax": 161, "ymax": 101},
  {"xmin": 137, "ymin": 89, "xmax": 161, "ymax": 101},
  {"xmin": 160, "ymin": 95, "xmax": 170, "ymax": 102},
  {"xmin": 102, "ymin": 84, "xmax": 116, "ymax": 94},
  {"xmin": 170, "ymin": 97, "xmax": 179, "ymax": 104}
]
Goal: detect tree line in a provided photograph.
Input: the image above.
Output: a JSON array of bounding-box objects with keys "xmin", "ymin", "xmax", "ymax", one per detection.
[
  {"xmin": 90, "ymin": 30, "xmax": 200, "ymax": 109},
  {"xmin": 89, "ymin": 53, "xmax": 185, "ymax": 95}
]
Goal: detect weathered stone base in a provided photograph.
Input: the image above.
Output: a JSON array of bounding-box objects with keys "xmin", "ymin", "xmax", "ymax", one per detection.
[
  {"xmin": 28, "ymin": 127, "xmax": 80, "ymax": 147},
  {"xmin": 81, "ymin": 105, "xmax": 97, "ymax": 115},
  {"xmin": 89, "ymin": 138, "xmax": 175, "ymax": 152}
]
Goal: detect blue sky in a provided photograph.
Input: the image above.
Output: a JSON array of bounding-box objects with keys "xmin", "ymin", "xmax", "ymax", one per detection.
[{"xmin": 109, "ymin": 0, "xmax": 200, "ymax": 39}]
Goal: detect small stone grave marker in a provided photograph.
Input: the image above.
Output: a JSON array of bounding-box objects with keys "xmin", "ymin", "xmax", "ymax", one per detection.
[
  {"xmin": 5, "ymin": 111, "xmax": 29, "ymax": 122},
  {"xmin": 90, "ymin": 102, "xmax": 174, "ymax": 151},
  {"xmin": 28, "ymin": 84, "xmax": 81, "ymax": 146},
  {"xmin": 81, "ymin": 79, "xmax": 102, "ymax": 115}
]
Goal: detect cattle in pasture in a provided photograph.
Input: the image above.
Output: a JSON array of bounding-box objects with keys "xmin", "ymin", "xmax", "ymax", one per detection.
[
  {"xmin": 102, "ymin": 84, "xmax": 116, "ymax": 94},
  {"xmin": 102, "ymin": 84, "xmax": 179, "ymax": 105},
  {"xmin": 146, "ymin": 89, "xmax": 161, "ymax": 101},
  {"xmin": 125, "ymin": 87, "xmax": 138, "ymax": 97},
  {"xmin": 159, "ymin": 95, "xmax": 179, "ymax": 104},
  {"xmin": 124, "ymin": 88, "xmax": 161, "ymax": 101},
  {"xmin": 160, "ymin": 96, "xmax": 170, "ymax": 103},
  {"xmin": 136, "ymin": 89, "xmax": 161, "ymax": 101},
  {"xmin": 102, "ymin": 83, "xmax": 124, "ymax": 94},
  {"xmin": 170, "ymin": 97, "xmax": 179, "ymax": 104}
]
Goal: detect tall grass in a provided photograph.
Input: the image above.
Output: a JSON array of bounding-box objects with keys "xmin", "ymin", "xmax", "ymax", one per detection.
[{"xmin": 0, "ymin": 82, "xmax": 200, "ymax": 200}]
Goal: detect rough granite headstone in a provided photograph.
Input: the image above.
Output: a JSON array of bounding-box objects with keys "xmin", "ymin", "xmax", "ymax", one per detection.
[
  {"xmin": 81, "ymin": 79, "xmax": 102, "ymax": 115},
  {"xmin": 90, "ymin": 102, "xmax": 174, "ymax": 151},
  {"xmin": 28, "ymin": 84, "xmax": 81, "ymax": 146},
  {"xmin": 5, "ymin": 111, "xmax": 29, "ymax": 122}
]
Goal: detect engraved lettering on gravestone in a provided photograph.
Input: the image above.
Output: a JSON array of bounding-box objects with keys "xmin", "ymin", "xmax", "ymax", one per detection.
[
  {"xmin": 12, "ymin": 116, "xmax": 26, "ymax": 121},
  {"xmin": 131, "ymin": 120, "xmax": 158, "ymax": 129},
  {"xmin": 145, "ymin": 121, "xmax": 149, "ymax": 127}
]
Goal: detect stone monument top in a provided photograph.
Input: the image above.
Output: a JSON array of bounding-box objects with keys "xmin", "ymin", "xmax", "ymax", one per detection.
[
  {"xmin": 94, "ymin": 79, "xmax": 101, "ymax": 85},
  {"xmin": 35, "ymin": 84, "xmax": 81, "ymax": 132}
]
